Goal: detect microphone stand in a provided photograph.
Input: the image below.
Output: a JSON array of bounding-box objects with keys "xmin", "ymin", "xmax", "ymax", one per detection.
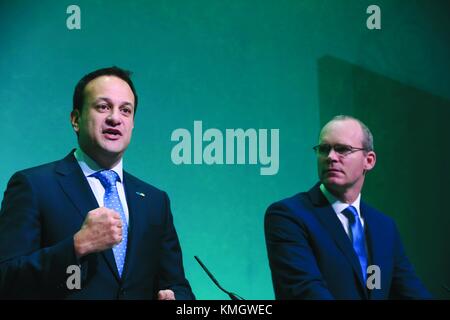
[{"xmin": 194, "ymin": 256, "xmax": 245, "ymax": 300}]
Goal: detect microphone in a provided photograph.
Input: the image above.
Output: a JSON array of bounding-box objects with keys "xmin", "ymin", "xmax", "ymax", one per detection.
[{"xmin": 194, "ymin": 256, "xmax": 245, "ymax": 300}]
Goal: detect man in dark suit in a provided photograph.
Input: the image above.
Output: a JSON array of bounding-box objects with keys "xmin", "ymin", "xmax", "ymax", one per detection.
[
  {"xmin": 265, "ymin": 115, "xmax": 431, "ymax": 299},
  {"xmin": 0, "ymin": 66, "xmax": 194, "ymax": 299}
]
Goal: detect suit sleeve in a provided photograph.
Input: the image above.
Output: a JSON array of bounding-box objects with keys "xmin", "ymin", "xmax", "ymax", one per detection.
[
  {"xmin": 0, "ymin": 172, "xmax": 80, "ymax": 298},
  {"xmin": 265, "ymin": 202, "xmax": 334, "ymax": 299},
  {"xmin": 389, "ymin": 222, "xmax": 432, "ymax": 299},
  {"xmin": 155, "ymin": 192, "xmax": 195, "ymax": 300}
]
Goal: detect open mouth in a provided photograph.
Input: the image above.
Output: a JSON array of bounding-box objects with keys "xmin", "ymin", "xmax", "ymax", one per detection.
[{"xmin": 102, "ymin": 128, "xmax": 122, "ymax": 139}]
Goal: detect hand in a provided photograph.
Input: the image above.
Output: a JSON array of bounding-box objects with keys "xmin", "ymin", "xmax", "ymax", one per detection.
[
  {"xmin": 73, "ymin": 207, "xmax": 123, "ymax": 258},
  {"xmin": 157, "ymin": 289, "xmax": 176, "ymax": 300}
]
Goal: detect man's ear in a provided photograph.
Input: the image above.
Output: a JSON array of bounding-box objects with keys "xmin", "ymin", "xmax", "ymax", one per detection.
[
  {"xmin": 70, "ymin": 109, "xmax": 80, "ymax": 133},
  {"xmin": 364, "ymin": 151, "xmax": 376, "ymax": 172}
]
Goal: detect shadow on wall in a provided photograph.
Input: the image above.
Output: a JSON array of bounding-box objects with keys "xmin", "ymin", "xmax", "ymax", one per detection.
[{"xmin": 318, "ymin": 55, "xmax": 450, "ymax": 299}]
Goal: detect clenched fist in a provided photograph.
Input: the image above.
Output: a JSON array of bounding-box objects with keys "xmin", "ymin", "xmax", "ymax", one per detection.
[{"xmin": 74, "ymin": 207, "xmax": 123, "ymax": 258}]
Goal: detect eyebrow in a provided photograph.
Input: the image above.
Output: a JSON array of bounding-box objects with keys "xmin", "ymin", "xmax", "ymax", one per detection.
[{"xmin": 95, "ymin": 97, "xmax": 134, "ymax": 107}]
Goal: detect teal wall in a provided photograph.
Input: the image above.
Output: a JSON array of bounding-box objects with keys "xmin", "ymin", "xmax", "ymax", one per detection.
[{"xmin": 1, "ymin": 0, "xmax": 449, "ymax": 299}]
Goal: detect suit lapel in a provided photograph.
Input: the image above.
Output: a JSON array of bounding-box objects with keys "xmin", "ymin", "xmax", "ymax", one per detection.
[
  {"xmin": 55, "ymin": 151, "xmax": 99, "ymax": 221},
  {"xmin": 55, "ymin": 150, "xmax": 120, "ymax": 281},
  {"xmin": 307, "ymin": 184, "xmax": 368, "ymax": 298}
]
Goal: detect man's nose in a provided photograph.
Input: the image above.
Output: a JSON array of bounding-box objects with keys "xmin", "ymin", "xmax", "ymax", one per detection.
[
  {"xmin": 326, "ymin": 147, "xmax": 339, "ymax": 161},
  {"xmin": 106, "ymin": 108, "xmax": 122, "ymax": 125}
]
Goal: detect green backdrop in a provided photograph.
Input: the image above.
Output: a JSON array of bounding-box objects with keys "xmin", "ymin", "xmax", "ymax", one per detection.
[{"xmin": 1, "ymin": 0, "xmax": 449, "ymax": 299}]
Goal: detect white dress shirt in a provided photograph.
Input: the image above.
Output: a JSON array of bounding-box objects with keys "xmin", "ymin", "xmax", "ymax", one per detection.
[
  {"xmin": 319, "ymin": 184, "xmax": 364, "ymax": 238},
  {"xmin": 74, "ymin": 148, "xmax": 129, "ymax": 224}
]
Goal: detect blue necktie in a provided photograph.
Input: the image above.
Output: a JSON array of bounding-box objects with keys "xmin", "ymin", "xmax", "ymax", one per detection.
[
  {"xmin": 342, "ymin": 205, "xmax": 368, "ymax": 283},
  {"xmin": 92, "ymin": 170, "xmax": 128, "ymax": 277}
]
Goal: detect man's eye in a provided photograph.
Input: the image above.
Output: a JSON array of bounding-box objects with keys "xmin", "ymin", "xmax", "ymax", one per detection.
[
  {"xmin": 335, "ymin": 145, "xmax": 351, "ymax": 154},
  {"xmin": 319, "ymin": 145, "xmax": 331, "ymax": 154},
  {"xmin": 98, "ymin": 104, "xmax": 109, "ymax": 110},
  {"xmin": 121, "ymin": 107, "xmax": 132, "ymax": 115}
]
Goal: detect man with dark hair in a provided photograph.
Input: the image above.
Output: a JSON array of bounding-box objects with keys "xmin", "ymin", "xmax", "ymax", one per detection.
[
  {"xmin": 73, "ymin": 66, "xmax": 139, "ymax": 115},
  {"xmin": 0, "ymin": 66, "xmax": 194, "ymax": 299},
  {"xmin": 265, "ymin": 115, "xmax": 431, "ymax": 299}
]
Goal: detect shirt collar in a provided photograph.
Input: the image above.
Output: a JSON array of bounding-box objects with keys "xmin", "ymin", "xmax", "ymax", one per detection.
[
  {"xmin": 74, "ymin": 148, "xmax": 123, "ymax": 182},
  {"xmin": 319, "ymin": 184, "xmax": 362, "ymax": 218}
]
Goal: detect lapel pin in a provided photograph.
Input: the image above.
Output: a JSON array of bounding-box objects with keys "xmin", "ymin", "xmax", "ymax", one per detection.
[{"xmin": 136, "ymin": 192, "xmax": 146, "ymax": 197}]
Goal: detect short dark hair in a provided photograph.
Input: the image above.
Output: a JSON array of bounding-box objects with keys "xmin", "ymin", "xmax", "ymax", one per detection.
[{"xmin": 72, "ymin": 66, "xmax": 138, "ymax": 114}]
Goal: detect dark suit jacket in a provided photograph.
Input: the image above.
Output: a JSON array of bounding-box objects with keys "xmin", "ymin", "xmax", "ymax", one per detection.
[
  {"xmin": 0, "ymin": 151, "xmax": 194, "ymax": 299},
  {"xmin": 264, "ymin": 183, "xmax": 431, "ymax": 299}
]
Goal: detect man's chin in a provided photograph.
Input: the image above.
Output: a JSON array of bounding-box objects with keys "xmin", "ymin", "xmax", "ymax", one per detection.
[
  {"xmin": 95, "ymin": 143, "xmax": 127, "ymax": 158},
  {"xmin": 100, "ymin": 140, "xmax": 128, "ymax": 154},
  {"xmin": 102, "ymin": 147, "xmax": 126, "ymax": 157},
  {"xmin": 322, "ymin": 178, "xmax": 345, "ymax": 190}
]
